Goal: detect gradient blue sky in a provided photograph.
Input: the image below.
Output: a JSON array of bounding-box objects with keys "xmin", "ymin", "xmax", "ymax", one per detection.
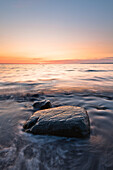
[{"xmin": 0, "ymin": 0, "xmax": 113, "ymax": 63}]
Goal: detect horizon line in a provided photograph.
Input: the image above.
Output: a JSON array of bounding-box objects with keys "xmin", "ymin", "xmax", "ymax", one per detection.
[{"xmin": 0, "ymin": 63, "xmax": 113, "ymax": 64}]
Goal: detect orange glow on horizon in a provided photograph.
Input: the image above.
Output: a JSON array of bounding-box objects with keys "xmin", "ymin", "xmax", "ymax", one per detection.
[{"xmin": 0, "ymin": 41, "xmax": 113, "ymax": 64}]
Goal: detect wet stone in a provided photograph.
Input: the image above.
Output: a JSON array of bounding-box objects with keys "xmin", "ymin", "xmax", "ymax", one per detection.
[
  {"xmin": 23, "ymin": 106, "xmax": 90, "ymax": 138},
  {"xmin": 33, "ymin": 100, "xmax": 52, "ymax": 110},
  {"xmin": 23, "ymin": 117, "xmax": 39, "ymax": 129}
]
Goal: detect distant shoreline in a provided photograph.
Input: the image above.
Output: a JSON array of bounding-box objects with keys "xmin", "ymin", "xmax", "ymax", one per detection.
[{"xmin": 0, "ymin": 63, "xmax": 113, "ymax": 65}]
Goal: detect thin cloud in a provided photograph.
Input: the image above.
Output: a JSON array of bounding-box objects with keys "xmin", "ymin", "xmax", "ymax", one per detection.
[
  {"xmin": 32, "ymin": 58, "xmax": 44, "ymax": 61},
  {"xmin": 42, "ymin": 57, "xmax": 113, "ymax": 64}
]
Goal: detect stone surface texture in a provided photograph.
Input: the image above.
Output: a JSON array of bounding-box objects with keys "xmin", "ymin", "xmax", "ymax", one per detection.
[{"xmin": 23, "ymin": 106, "xmax": 90, "ymax": 138}]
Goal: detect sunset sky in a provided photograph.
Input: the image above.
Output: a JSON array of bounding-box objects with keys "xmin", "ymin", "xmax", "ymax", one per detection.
[{"xmin": 0, "ymin": 0, "xmax": 113, "ymax": 64}]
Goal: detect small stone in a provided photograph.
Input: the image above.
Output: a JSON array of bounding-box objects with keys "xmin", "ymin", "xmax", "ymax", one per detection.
[{"xmin": 33, "ymin": 100, "xmax": 52, "ymax": 110}]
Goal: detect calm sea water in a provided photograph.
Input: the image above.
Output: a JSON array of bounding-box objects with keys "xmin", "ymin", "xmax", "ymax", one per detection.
[{"xmin": 0, "ymin": 64, "xmax": 113, "ymax": 170}]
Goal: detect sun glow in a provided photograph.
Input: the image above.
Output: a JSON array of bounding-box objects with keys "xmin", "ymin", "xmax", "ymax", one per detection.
[{"xmin": 0, "ymin": 41, "xmax": 113, "ymax": 64}]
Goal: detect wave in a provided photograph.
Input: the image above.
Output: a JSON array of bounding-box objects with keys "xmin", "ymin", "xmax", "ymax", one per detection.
[
  {"xmin": 85, "ymin": 69, "xmax": 113, "ymax": 72},
  {"xmin": 66, "ymin": 69, "xmax": 75, "ymax": 72}
]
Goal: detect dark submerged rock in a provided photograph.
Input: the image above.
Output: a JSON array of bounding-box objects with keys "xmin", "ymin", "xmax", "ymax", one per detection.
[
  {"xmin": 33, "ymin": 100, "xmax": 52, "ymax": 110},
  {"xmin": 23, "ymin": 106, "xmax": 90, "ymax": 138},
  {"xmin": 23, "ymin": 117, "xmax": 39, "ymax": 130}
]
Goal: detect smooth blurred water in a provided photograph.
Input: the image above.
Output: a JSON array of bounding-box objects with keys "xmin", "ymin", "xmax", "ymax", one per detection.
[
  {"xmin": 0, "ymin": 64, "xmax": 113, "ymax": 90},
  {"xmin": 0, "ymin": 64, "xmax": 113, "ymax": 170}
]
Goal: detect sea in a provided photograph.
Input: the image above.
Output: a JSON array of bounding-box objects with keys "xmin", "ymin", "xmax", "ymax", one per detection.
[{"xmin": 0, "ymin": 64, "xmax": 113, "ymax": 170}]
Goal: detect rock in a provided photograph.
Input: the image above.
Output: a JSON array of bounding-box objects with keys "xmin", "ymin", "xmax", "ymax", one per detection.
[
  {"xmin": 33, "ymin": 100, "xmax": 52, "ymax": 110},
  {"xmin": 23, "ymin": 106, "xmax": 90, "ymax": 138},
  {"xmin": 23, "ymin": 117, "xmax": 39, "ymax": 129}
]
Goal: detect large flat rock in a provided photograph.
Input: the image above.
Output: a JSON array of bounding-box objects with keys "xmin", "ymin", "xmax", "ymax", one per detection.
[{"xmin": 23, "ymin": 106, "xmax": 90, "ymax": 138}]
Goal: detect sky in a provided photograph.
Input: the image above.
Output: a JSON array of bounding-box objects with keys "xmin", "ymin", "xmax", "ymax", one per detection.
[{"xmin": 0, "ymin": 0, "xmax": 113, "ymax": 64}]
